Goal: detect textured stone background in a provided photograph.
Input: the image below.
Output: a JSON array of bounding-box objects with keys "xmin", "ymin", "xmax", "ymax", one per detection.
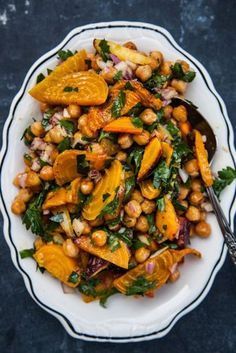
[{"xmin": 0, "ymin": 0, "xmax": 235, "ymax": 352}]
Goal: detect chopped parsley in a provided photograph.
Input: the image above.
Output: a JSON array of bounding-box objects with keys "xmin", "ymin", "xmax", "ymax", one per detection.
[
  {"xmin": 146, "ymin": 213, "xmax": 157, "ymax": 234},
  {"xmin": 59, "ymin": 119, "xmax": 75, "ymax": 134},
  {"xmin": 36, "ymin": 73, "xmax": 45, "ymax": 83},
  {"xmin": 113, "ymin": 70, "xmax": 123, "ymax": 82},
  {"xmin": 77, "ymin": 154, "xmax": 90, "ymax": 175},
  {"xmin": 213, "ymin": 166, "xmax": 236, "ymax": 198},
  {"xmin": 20, "ymin": 248, "xmax": 35, "ymax": 259},
  {"xmin": 100, "ymin": 191, "xmax": 120, "ymax": 218},
  {"xmin": 108, "ymin": 233, "xmax": 121, "ymax": 252},
  {"xmin": 57, "ymin": 49, "xmax": 75, "ymax": 61},
  {"xmin": 57, "ymin": 136, "xmax": 71, "ymax": 152},
  {"xmin": 153, "ymin": 160, "xmax": 171, "ymax": 189},
  {"xmin": 124, "ymin": 81, "xmax": 134, "ymax": 90},
  {"xmin": 131, "ymin": 116, "xmax": 143, "ymax": 128},
  {"xmin": 171, "ymin": 62, "xmax": 196, "ymax": 82},
  {"xmin": 79, "ymin": 278, "xmax": 100, "ymax": 297},
  {"xmin": 102, "ymin": 193, "xmax": 111, "ymax": 202},
  {"xmin": 99, "ymin": 39, "xmax": 110, "ymax": 61},
  {"xmin": 127, "ymin": 147, "xmax": 144, "ymax": 174},
  {"xmin": 42, "ymin": 109, "xmax": 54, "ymax": 130},
  {"xmin": 111, "ymin": 90, "xmax": 126, "ymax": 117},
  {"xmin": 145, "ymin": 73, "xmax": 170, "ymax": 90},
  {"xmin": 68, "ymin": 271, "xmax": 80, "ymax": 284},
  {"xmin": 22, "ymin": 191, "xmax": 45, "ymax": 235},
  {"xmin": 156, "ymin": 197, "xmax": 165, "ymax": 211},
  {"xmin": 126, "ymin": 276, "xmax": 156, "ymax": 296},
  {"xmin": 124, "ymin": 175, "xmax": 135, "ymax": 202},
  {"xmin": 98, "ymin": 131, "xmax": 116, "ymax": 142}
]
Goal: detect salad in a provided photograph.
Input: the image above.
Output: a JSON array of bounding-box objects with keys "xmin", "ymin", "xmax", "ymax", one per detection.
[{"xmin": 11, "ymin": 39, "xmax": 236, "ymax": 306}]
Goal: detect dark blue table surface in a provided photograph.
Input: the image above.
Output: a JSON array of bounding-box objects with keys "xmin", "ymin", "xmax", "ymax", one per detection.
[{"xmin": 0, "ymin": 1, "xmax": 235, "ymax": 352}]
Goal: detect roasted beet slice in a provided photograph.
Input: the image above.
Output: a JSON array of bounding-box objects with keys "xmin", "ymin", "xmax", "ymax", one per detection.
[
  {"xmin": 177, "ymin": 217, "xmax": 191, "ymax": 248},
  {"xmin": 85, "ymin": 255, "xmax": 109, "ymax": 278}
]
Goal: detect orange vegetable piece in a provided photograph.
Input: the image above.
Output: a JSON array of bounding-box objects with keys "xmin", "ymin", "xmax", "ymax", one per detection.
[
  {"xmin": 155, "ymin": 196, "xmax": 180, "ymax": 240},
  {"xmin": 33, "ymin": 244, "xmax": 80, "ymax": 288},
  {"xmin": 53, "ymin": 150, "xmax": 83, "ymax": 186},
  {"xmin": 137, "ymin": 137, "xmax": 162, "ymax": 181},
  {"xmin": 121, "ymin": 90, "xmax": 141, "ymax": 115},
  {"xmin": 29, "ymin": 71, "xmax": 109, "ymax": 106},
  {"xmin": 161, "ymin": 141, "xmax": 173, "ymax": 166},
  {"xmin": 86, "ymin": 152, "xmax": 108, "ymax": 171},
  {"xmin": 75, "ymin": 235, "xmax": 130, "ymax": 269},
  {"xmin": 195, "ymin": 130, "xmax": 213, "ymax": 187},
  {"xmin": 29, "ymin": 50, "xmax": 87, "ymax": 98},
  {"xmin": 42, "ymin": 188, "xmax": 68, "ymax": 210},
  {"xmin": 66, "ymin": 177, "xmax": 82, "ymax": 204},
  {"xmin": 104, "ymin": 117, "xmax": 143, "ymax": 134},
  {"xmin": 139, "ymin": 179, "xmax": 160, "ymax": 200},
  {"xmin": 179, "ymin": 121, "xmax": 191, "ymax": 137},
  {"xmin": 82, "ymin": 160, "xmax": 123, "ymax": 220},
  {"xmin": 113, "ymin": 248, "xmax": 201, "ymax": 294}
]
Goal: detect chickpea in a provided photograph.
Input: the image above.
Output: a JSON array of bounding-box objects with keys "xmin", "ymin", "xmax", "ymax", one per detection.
[
  {"xmin": 185, "ymin": 205, "xmax": 201, "ymax": 222},
  {"xmin": 78, "ymin": 114, "xmax": 88, "ymax": 129},
  {"xmin": 91, "ymin": 143, "xmax": 105, "ymax": 155},
  {"xmin": 141, "ymin": 199, "xmax": 156, "ymax": 214},
  {"xmin": 30, "ymin": 121, "xmax": 45, "ymax": 137},
  {"xmin": 195, "ymin": 221, "xmax": 211, "ymax": 237},
  {"xmin": 13, "ymin": 173, "xmax": 25, "ymax": 187},
  {"xmin": 116, "ymin": 151, "xmax": 127, "ymax": 162},
  {"xmin": 178, "ymin": 186, "xmax": 190, "ymax": 200},
  {"xmin": 80, "ymin": 179, "xmax": 94, "ymax": 195},
  {"xmin": 177, "ymin": 60, "xmax": 190, "ymax": 72},
  {"xmin": 200, "ymin": 211, "xmax": 207, "ymax": 221},
  {"xmin": 189, "ymin": 191, "xmax": 204, "ymax": 206},
  {"xmin": 101, "ymin": 67, "xmax": 118, "ymax": 84},
  {"xmin": 191, "ymin": 179, "xmax": 202, "ymax": 192},
  {"xmin": 163, "ymin": 105, "xmax": 173, "ymax": 119},
  {"xmin": 48, "ymin": 125, "xmax": 65, "ymax": 144},
  {"xmin": 63, "ymin": 239, "xmax": 79, "ymax": 258},
  {"xmin": 172, "ymin": 105, "xmax": 188, "ymax": 123},
  {"xmin": 150, "ymin": 51, "xmax": 163, "ymax": 66},
  {"xmin": 25, "ymin": 171, "xmax": 41, "ymax": 188},
  {"xmin": 82, "ymin": 221, "xmax": 91, "ymax": 235},
  {"xmin": 91, "ymin": 230, "xmax": 107, "ymax": 247},
  {"xmin": 67, "ymin": 104, "xmax": 81, "ymax": 119},
  {"xmin": 184, "ymin": 159, "xmax": 199, "ymax": 177},
  {"xmin": 135, "ymin": 247, "xmax": 151, "ymax": 263},
  {"xmin": 72, "ymin": 218, "xmax": 85, "ymax": 236},
  {"xmin": 18, "ymin": 188, "xmax": 33, "ymax": 203},
  {"xmin": 133, "ymin": 130, "xmax": 150, "ymax": 145},
  {"xmin": 89, "ymin": 218, "xmax": 104, "ymax": 227},
  {"xmin": 40, "ymin": 166, "xmax": 54, "ymax": 181},
  {"xmin": 124, "ymin": 41, "xmax": 137, "ymax": 50},
  {"xmin": 135, "ymin": 65, "xmax": 152, "ymax": 82},
  {"xmin": 39, "ymin": 102, "xmax": 49, "ymax": 113},
  {"xmin": 124, "ymin": 200, "xmax": 142, "ymax": 218},
  {"xmin": 34, "ymin": 236, "xmax": 44, "ymax": 250},
  {"xmin": 169, "ymin": 270, "xmax": 180, "ymax": 282},
  {"xmin": 11, "ymin": 198, "xmax": 26, "ymax": 215},
  {"xmin": 118, "ymin": 134, "xmax": 133, "ymax": 149},
  {"xmin": 123, "ymin": 214, "xmax": 137, "ymax": 228},
  {"xmin": 171, "ymin": 79, "xmax": 187, "ymax": 94},
  {"xmin": 140, "ymin": 109, "xmax": 157, "ymax": 125},
  {"xmin": 135, "ymin": 215, "xmax": 149, "ymax": 233},
  {"xmin": 131, "ymin": 189, "xmax": 144, "ymax": 204},
  {"xmin": 160, "ymin": 61, "xmax": 172, "ymax": 75}
]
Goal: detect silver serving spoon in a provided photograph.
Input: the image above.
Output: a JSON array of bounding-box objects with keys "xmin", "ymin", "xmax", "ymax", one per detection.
[{"xmin": 172, "ymin": 97, "xmax": 236, "ymax": 264}]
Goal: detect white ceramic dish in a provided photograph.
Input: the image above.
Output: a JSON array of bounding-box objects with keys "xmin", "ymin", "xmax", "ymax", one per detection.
[{"xmin": 0, "ymin": 21, "xmax": 235, "ymax": 342}]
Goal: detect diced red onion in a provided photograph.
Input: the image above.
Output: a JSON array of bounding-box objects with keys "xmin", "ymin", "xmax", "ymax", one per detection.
[
  {"xmin": 162, "ymin": 99, "xmax": 171, "ymax": 107},
  {"xmin": 31, "ymin": 137, "xmax": 47, "ymax": 151},
  {"xmin": 145, "ymin": 261, "xmax": 155, "ymax": 274},
  {"xmin": 179, "ymin": 168, "xmax": 189, "ymax": 183},
  {"xmin": 63, "ymin": 108, "xmax": 70, "ymax": 118},
  {"xmin": 155, "ymin": 87, "xmax": 177, "ymax": 101},
  {"xmin": 123, "ymin": 67, "xmax": 134, "ymax": 80},
  {"xmin": 201, "ymin": 201, "xmax": 213, "ymax": 212},
  {"xmin": 43, "ymin": 209, "xmax": 50, "ymax": 215},
  {"xmin": 88, "ymin": 170, "xmax": 102, "ymax": 183},
  {"xmin": 110, "ymin": 54, "xmax": 120, "ymax": 64},
  {"xmin": 18, "ymin": 173, "xmax": 27, "ymax": 188},
  {"xmin": 31, "ymin": 158, "xmax": 41, "ymax": 172},
  {"xmin": 61, "ymin": 282, "xmax": 76, "ymax": 294}
]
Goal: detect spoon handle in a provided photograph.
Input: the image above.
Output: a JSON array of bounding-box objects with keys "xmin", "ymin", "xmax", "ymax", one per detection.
[{"xmin": 207, "ymin": 187, "xmax": 236, "ymax": 265}]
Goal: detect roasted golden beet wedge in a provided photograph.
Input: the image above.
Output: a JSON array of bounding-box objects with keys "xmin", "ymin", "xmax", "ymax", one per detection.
[
  {"xmin": 137, "ymin": 137, "xmax": 162, "ymax": 181},
  {"xmin": 155, "ymin": 196, "xmax": 180, "ymax": 240},
  {"xmin": 113, "ymin": 248, "xmax": 201, "ymax": 295}
]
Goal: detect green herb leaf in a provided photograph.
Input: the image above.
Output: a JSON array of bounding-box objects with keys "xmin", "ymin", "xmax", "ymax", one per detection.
[
  {"xmin": 108, "ymin": 233, "xmax": 121, "ymax": 252},
  {"xmin": 156, "ymin": 197, "xmax": 165, "ymax": 211},
  {"xmin": 166, "ymin": 121, "xmax": 180, "ymax": 138},
  {"xmin": 132, "ymin": 239, "xmax": 148, "ymax": 250},
  {"xmin": 127, "ymin": 102, "xmax": 143, "ymax": 117},
  {"xmin": 127, "ymin": 147, "xmax": 144, "ymax": 174},
  {"xmin": 111, "ymin": 90, "xmax": 126, "ymax": 117},
  {"xmin": 68, "ymin": 271, "xmax": 80, "ymax": 284},
  {"xmin": 79, "ymin": 278, "xmax": 100, "ymax": 297},
  {"xmin": 145, "ymin": 73, "xmax": 170, "ymax": 90},
  {"xmin": 153, "ymin": 161, "xmax": 171, "ymax": 189},
  {"xmin": 57, "ymin": 49, "xmax": 75, "ymax": 61},
  {"xmin": 131, "ymin": 117, "xmax": 143, "ymax": 128},
  {"xmin": 99, "ymin": 39, "xmax": 110, "ymax": 62},
  {"xmin": 213, "ymin": 166, "xmax": 236, "ymax": 198},
  {"xmin": 124, "ymin": 81, "xmax": 134, "ymax": 90},
  {"xmin": 22, "ymin": 191, "xmax": 45, "ymax": 235},
  {"xmin": 63, "ymin": 86, "xmax": 79, "ymax": 92},
  {"xmin": 42, "ymin": 109, "xmax": 55, "ymax": 130},
  {"xmin": 36, "ymin": 73, "xmax": 45, "ymax": 83},
  {"xmin": 77, "ymin": 191, "xmax": 93, "ymax": 211},
  {"xmin": 113, "ymin": 70, "xmax": 123, "ymax": 82},
  {"xmin": 126, "ymin": 276, "xmax": 156, "ymax": 296},
  {"xmin": 124, "ymin": 175, "xmax": 135, "ymax": 202},
  {"xmin": 98, "ymin": 131, "xmax": 117, "ymax": 142},
  {"xmin": 77, "ymin": 154, "xmax": 90, "ymax": 175},
  {"xmin": 59, "ymin": 119, "xmax": 75, "ymax": 134},
  {"xmin": 47, "ymin": 68, "xmax": 53, "ymax": 75},
  {"xmin": 99, "ymin": 288, "xmax": 118, "ymax": 308},
  {"xmin": 20, "ymin": 248, "xmax": 35, "ymax": 259},
  {"xmin": 173, "ymin": 199, "xmax": 187, "ymax": 211},
  {"xmin": 114, "ymin": 227, "xmax": 133, "ymax": 247},
  {"xmin": 100, "ymin": 194, "xmax": 119, "ymax": 218},
  {"xmin": 24, "ymin": 153, "xmax": 33, "ymax": 162},
  {"xmin": 102, "ymin": 193, "xmax": 111, "ymax": 202},
  {"xmin": 146, "ymin": 214, "xmax": 157, "ymax": 234},
  {"xmin": 49, "ymin": 213, "xmax": 64, "ymax": 223},
  {"xmin": 171, "ymin": 62, "xmax": 196, "ymax": 82},
  {"xmin": 57, "ymin": 136, "xmax": 71, "ymax": 152}
]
